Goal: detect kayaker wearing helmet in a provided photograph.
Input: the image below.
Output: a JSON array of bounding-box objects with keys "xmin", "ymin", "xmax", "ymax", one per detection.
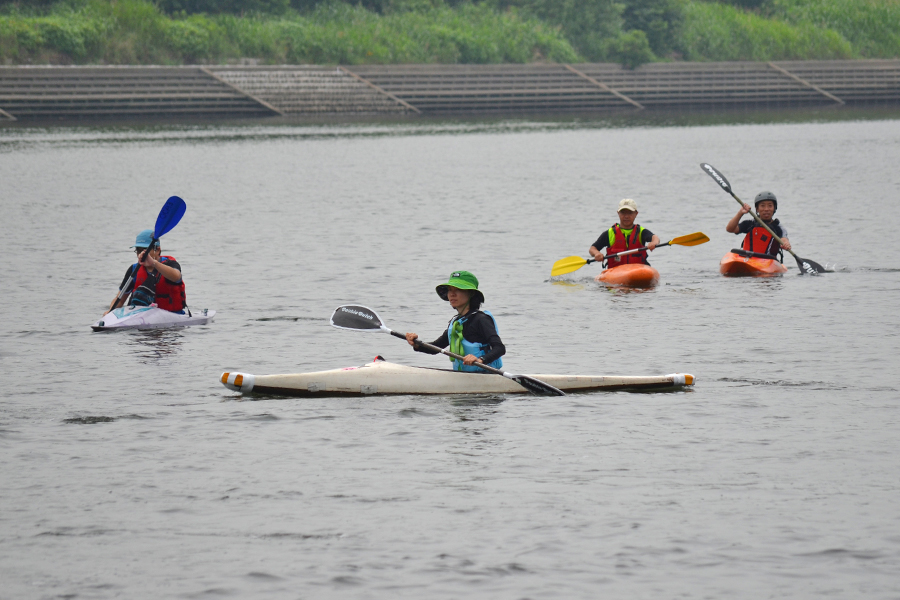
[
  {"xmin": 589, "ymin": 198, "xmax": 660, "ymax": 266},
  {"xmin": 105, "ymin": 229, "xmax": 186, "ymax": 314},
  {"xmin": 725, "ymin": 191, "xmax": 791, "ymax": 255},
  {"xmin": 405, "ymin": 271, "xmax": 505, "ymax": 372}
]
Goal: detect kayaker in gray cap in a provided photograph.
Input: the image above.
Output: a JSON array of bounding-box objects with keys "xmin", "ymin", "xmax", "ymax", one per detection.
[
  {"xmin": 405, "ymin": 271, "xmax": 505, "ymax": 372},
  {"xmin": 105, "ymin": 228, "xmax": 186, "ymax": 314},
  {"xmin": 726, "ymin": 191, "xmax": 791, "ymax": 256},
  {"xmin": 589, "ymin": 198, "xmax": 660, "ymax": 266}
]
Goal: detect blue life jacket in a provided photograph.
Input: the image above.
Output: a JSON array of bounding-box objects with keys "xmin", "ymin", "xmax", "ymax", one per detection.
[{"xmin": 447, "ymin": 310, "xmax": 504, "ymax": 372}]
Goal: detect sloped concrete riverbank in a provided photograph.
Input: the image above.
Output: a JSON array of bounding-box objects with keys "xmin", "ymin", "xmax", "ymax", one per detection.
[{"xmin": 2, "ymin": 59, "xmax": 899, "ymax": 121}]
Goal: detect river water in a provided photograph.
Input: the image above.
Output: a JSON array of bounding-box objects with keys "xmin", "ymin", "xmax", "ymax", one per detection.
[{"xmin": 2, "ymin": 108, "xmax": 899, "ymax": 599}]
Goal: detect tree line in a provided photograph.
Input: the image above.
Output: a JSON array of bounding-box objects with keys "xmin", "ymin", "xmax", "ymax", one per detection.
[{"xmin": 0, "ymin": 0, "xmax": 896, "ymax": 66}]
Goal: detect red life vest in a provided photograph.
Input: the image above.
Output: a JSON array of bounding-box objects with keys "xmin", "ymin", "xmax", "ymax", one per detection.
[
  {"xmin": 741, "ymin": 221, "xmax": 783, "ymax": 257},
  {"xmin": 133, "ymin": 256, "xmax": 186, "ymax": 312},
  {"xmin": 606, "ymin": 224, "xmax": 648, "ymax": 265}
]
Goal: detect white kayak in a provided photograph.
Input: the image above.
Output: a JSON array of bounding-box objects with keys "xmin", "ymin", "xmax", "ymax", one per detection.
[
  {"xmin": 91, "ymin": 305, "xmax": 215, "ymax": 331},
  {"xmin": 220, "ymin": 358, "xmax": 695, "ymax": 397}
]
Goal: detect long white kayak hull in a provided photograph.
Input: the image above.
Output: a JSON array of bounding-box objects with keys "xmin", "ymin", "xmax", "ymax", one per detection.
[
  {"xmin": 92, "ymin": 305, "xmax": 215, "ymax": 331},
  {"xmin": 220, "ymin": 359, "xmax": 695, "ymax": 397}
]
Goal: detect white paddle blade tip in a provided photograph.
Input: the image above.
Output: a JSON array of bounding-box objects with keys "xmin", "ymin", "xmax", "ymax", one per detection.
[{"xmin": 701, "ymin": 163, "xmax": 731, "ymax": 192}]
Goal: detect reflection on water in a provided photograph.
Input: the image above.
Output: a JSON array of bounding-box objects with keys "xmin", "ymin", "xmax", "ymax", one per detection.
[
  {"xmin": 123, "ymin": 329, "xmax": 184, "ymax": 362},
  {"xmin": 721, "ymin": 276, "xmax": 785, "ymax": 291},
  {"xmin": 598, "ymin": 284, "xmax": 659, "ymax": 295},
  {"xmin": 449, "ymin": 394, "xmax": 506, "ymax": 409},
  {"xmin": 4, "ymin": 106, "xmax": 900, "ymax": 150},
  {"xmin": 549, "ymin": 280, "xmax": 586, "ymax": 291},
  {"xmin": 448, "ymin": 397, "xmax": 504, "ymax": 449}
]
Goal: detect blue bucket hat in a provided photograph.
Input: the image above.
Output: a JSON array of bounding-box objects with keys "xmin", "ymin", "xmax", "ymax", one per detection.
[{"xmin": 132, "ymin": 229, "xmax": 159, "ymax": 249}]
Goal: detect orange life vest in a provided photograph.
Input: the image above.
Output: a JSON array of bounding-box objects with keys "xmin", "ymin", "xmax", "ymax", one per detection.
[
  {"xmin": 606, "ymin": 224, "xmax": 648, "ymax": 265},
  {"xmin": 741, "ymin": 220, "xmax": 783, "ymax": 257},
  {"xmin": 132, "ymin": 256, "xmax": 186, "ymax": 312}
]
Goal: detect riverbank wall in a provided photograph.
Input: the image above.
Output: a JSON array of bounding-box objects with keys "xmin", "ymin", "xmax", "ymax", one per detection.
[{"xmin": 2, "ymin": 60, "xmax": 899, "ymax": 121}]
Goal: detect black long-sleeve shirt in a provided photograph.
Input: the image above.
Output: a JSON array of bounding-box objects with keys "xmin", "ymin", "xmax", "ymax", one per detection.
[
  {"xmin": 118, "ymin": 259, "xmax": 182, "ymax": 295},
  {"xmin": 415, "ymin": 310, "xmax": 505, "ymax": 365}
]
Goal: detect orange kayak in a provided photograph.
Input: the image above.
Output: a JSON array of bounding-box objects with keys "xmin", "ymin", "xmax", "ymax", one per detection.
[
  {"xmin": 596, "ymin": 264, "xmax": 660, "ymax": 288},
  {"xmin": 720, "ymin": 250, "xmax": 787, "ymax": 277}
]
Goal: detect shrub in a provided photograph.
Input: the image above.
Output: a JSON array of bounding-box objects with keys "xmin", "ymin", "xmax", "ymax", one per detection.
[
  {"xmin": 608, "ymin": 28, "xmax": 655, "ymax": 67},
  {"xmin": 156, "ymin": 0, "xmax": 290, "ymax": 16},
  {"xmin": 768, "ymin": 0, "xmax": 900, "ymax": 57},
  {"xmin": 679, "ymin": 1, "xmax": 853, "ymax": 60},
  {"xmin": 622, "ymin": 0, "xmax": 685, "ymax": 57},
  {"xmin": 487, "ymin": 0, "xmax": 623, "ymax": 60}
]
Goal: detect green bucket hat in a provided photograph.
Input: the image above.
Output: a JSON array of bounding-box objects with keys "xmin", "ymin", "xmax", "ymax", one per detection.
[{"xmin": 436, "ymin": 270, "xmax": 484, "ymax": 304}]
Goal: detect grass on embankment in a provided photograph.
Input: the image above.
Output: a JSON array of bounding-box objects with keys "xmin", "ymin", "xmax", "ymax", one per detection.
[
  {"xmin": 2, "ymin": 0, "xmax": 900, "ymax": 65},
  {"xmin": 0, "ymin": 0, "xmax": 578, "ymax": 65},
  {"xmin": 767, "ymin": 0, "xmax": 900, "ymax": 58},
  {"xmin": 679, "ymin": 1, "xmax": 854, "ymax": 61}
]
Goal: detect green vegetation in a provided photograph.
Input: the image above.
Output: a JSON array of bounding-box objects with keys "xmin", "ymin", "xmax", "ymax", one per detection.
[
  {"xmin": 0, "ymin": 0, "xmax": 899, "ymax": 66},
  {"xmin": 679, "ymin": 1, "xmax": 854, "ymax": 61},
  {"xmin": 768, "ymin": 0, "xmax": 900, "ymax": 58},
  {"xmin": 0, "ymin": 0, "xmax": 579, "ymax": 64}
]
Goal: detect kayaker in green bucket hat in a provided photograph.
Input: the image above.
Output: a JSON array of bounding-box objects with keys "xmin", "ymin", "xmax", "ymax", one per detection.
[{"xmin": 405, "ymin": 271, "xmax": 506, "ymax": 372}]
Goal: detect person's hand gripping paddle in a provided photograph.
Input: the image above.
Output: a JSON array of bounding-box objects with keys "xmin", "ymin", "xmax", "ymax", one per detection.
[
  {"xmin": 113, "ymin": 196, "xmax": 187, "ymax": 308},
  {"xmin": 330, "ymin": 305, "xmax": 566, "ymax": 396},
  {"xmin": 700, "ymin": 163, "xmax": 829, "ymax": 275},
  {"xmin": 551, "ymin": 232, "xmax": 710, "ymax": 277}
]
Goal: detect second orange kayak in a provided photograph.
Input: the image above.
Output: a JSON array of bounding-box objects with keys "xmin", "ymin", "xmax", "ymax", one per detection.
[
  {"xmin": 720, "ymin": 250, "xmax": 787, "ymax": 277},
  {"xmin": 596, "ymin": 264, "xmax": 660, "ymax": 288}
]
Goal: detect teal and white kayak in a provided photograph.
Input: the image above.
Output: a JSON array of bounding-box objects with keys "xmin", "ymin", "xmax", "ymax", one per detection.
[
  {"xmin": 220, "ymin": 358, "xmax": 695, "ymax": 397},
  {"xmin": 91, "ymin": 305, "xmax": 215, "ymax": 331}
]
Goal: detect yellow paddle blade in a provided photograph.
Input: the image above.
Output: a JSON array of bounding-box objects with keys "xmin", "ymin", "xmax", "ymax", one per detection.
[
  {"xmin": 669, "ymin": 232, "xmax": 710, "ymax": 247},
  {"xmin": 551, "ymin": 256, "xmax": 589, "ymax": 277}
]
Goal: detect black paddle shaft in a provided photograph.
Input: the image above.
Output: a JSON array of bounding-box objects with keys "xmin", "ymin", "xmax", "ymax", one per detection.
[
  {"xmin": 139, "ymin": 237, "xmax": 158, "ymax": 263},
  {"xmin": 391, "ymin": 331, "xmax": 565, "ymax": 396},
  {"xmin": 390, "ymin": 331, "xmax": 504, "ymax": 374}
]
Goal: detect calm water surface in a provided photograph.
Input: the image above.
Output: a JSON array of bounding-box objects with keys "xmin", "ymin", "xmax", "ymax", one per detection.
[{"xmin": 1, "ymin": 110, "xmax": 899, "ymax": 599}]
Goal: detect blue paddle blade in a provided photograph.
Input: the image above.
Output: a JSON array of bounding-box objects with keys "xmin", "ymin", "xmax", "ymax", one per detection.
[{"xmin": 153, "ymin": 196, "xmax": 186, "ymax": 238}]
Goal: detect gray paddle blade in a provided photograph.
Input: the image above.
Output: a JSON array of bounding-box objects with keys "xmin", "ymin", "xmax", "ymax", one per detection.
[
  {"xmin": 511, "ymin": 374, "xmax": 566, "ymax": 396},
  {"xmin": 795, "ymin": 256, "xmax": 829, "ymax": 275},
  {"xmin": 330, "ymin": 305, "xmax": 386, "ymax": 331},
  {"xmin": 701, "ymin": 163, "xmax": 732, "ymax": 193}
]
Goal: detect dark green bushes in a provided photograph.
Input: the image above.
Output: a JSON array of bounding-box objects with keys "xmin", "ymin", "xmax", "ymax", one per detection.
[
  {"xmin": 0, "ymin": 0, "xmax": 579, "ymax": 64},
  {"xmin": 487, "ymin": 0, "xmax": 622, "ymax": 60},
  {"xmin": 679, "ymin": 1, "xmax": 853, "ymax": 61},
  {"xmin": 767, "ymin": 0, "xmax": 900, "ymax": 58},
  {"xmin": 622, "ymin": 0, "xmax": 685, "ymax": 57},
  {"xmin": 156, "ymin": 0, "xmax": 291, "ymax": 15},
  {"xmin": 1, "ymin": 0, "xmax": 900, "ymax": 66}
]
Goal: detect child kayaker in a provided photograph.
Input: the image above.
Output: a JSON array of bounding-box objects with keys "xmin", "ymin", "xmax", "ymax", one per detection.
[
  {"xmin": 405, "ymin": 271, "xmax": 505, "ymax": 372},
  {"xmin": 106, "ymin": 229, "xmax": 186, "ymax": 314},
  {"xmin": 589, "ymin": 198, "xmax": 660, "ymax": 266},
  {"xmin": 725, "ymin": 191, "xmax": 791, "ymax": 256}
]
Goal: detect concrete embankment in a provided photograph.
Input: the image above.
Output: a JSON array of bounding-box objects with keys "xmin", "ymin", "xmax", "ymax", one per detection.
[{"xmin": 1, "ymin": 60, "xmax": 899, "ymax": 121}]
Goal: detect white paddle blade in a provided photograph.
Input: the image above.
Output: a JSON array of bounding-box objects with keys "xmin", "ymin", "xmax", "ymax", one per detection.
[
  {"xmin": 330, "ymin": 305, "xmax": 388, "ymax": 332},
  {"xmin": 701, "ymin": 163, "xmax": 732, "ymax": 193}
]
